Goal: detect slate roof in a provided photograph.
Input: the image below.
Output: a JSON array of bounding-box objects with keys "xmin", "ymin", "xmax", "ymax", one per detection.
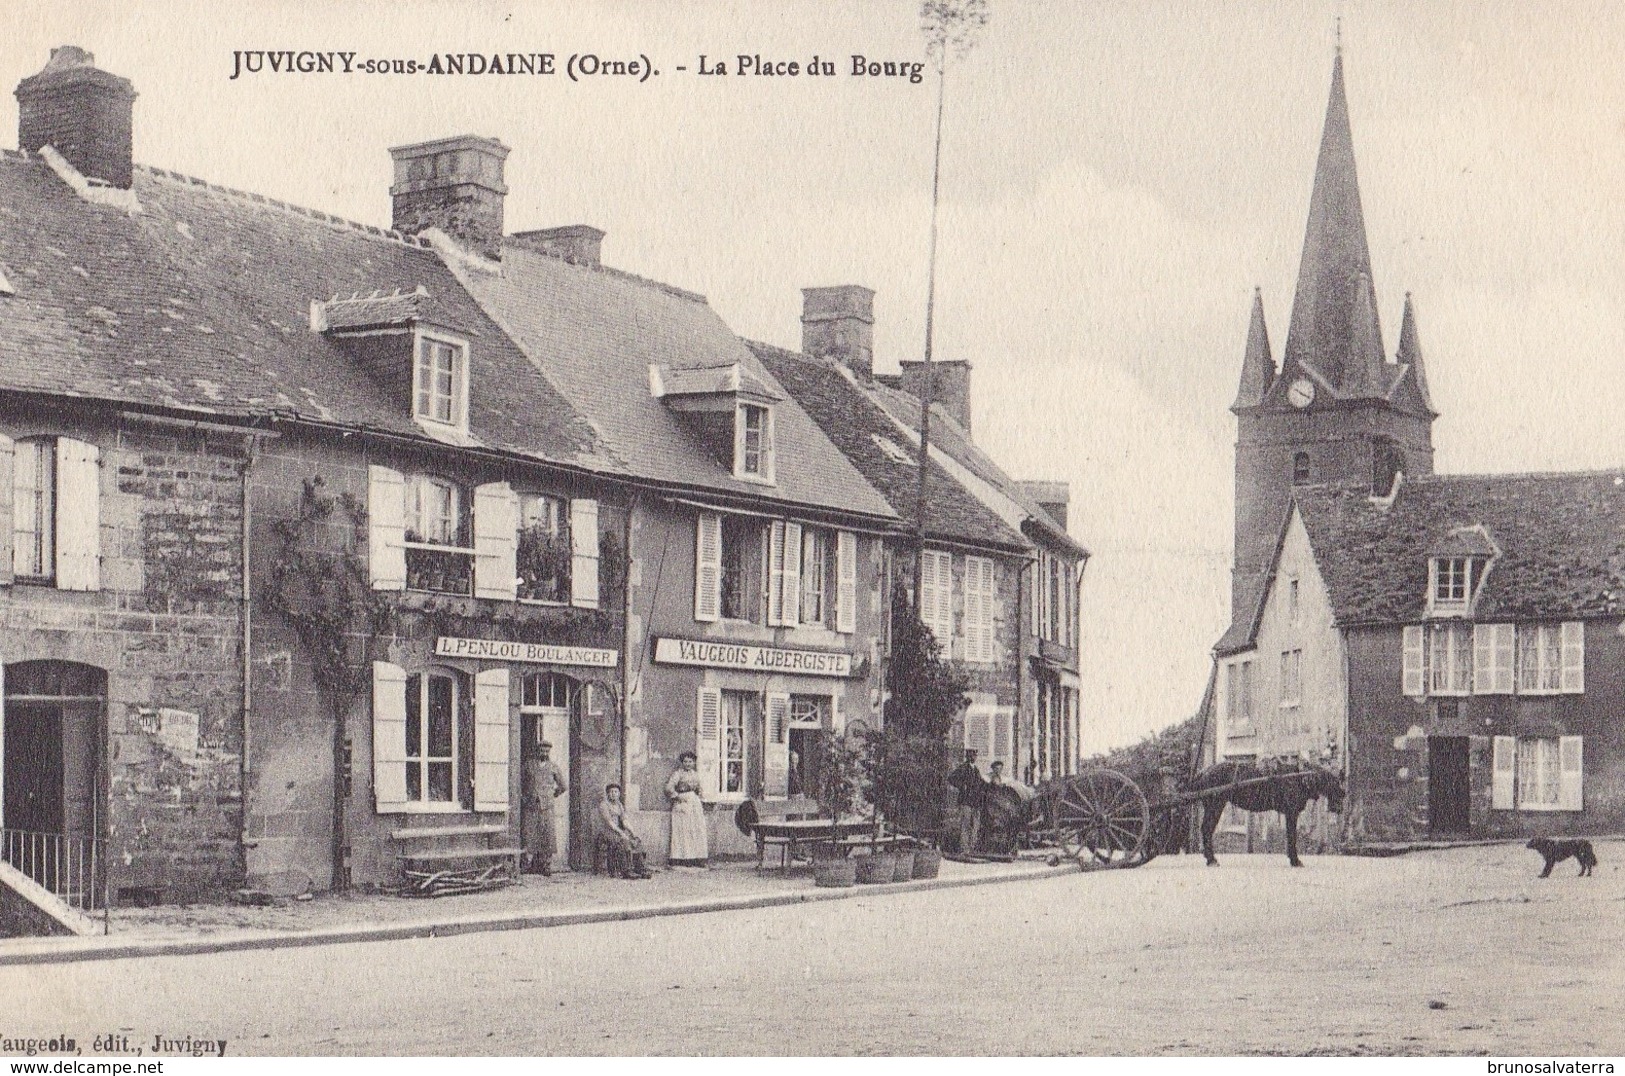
[
  {"xmin": 747, "ymin": 341, "xmax": 1027, "ymax": 552},
  {"xmin": 1223, "ymin": 471, "xmax": 1625, "ymax": 648},
  {"xmin": 448, "ymin": 239, "xmax": 897, "ymax": 522},
  {"xmin": 0, "ymin": 150, "xmax": 612, "ymax": 470},
  {"xmin": 863, "ymin": 377, "xmax": 1088, "ymax": 559}
]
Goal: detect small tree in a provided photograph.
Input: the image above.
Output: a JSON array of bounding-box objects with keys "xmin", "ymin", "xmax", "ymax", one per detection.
[{"xmin": 876, "ymin": 587, "xmax": 970, "ymax": 839}]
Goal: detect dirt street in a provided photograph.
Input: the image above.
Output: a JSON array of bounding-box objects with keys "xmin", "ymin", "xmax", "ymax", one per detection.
[{"xmin": 4, "ymin": 842, "xmax": 1621, "ymax": 1055}]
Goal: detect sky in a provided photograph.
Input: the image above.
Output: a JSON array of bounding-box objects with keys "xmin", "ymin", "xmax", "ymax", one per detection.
[{"xmin": 6, "ymin": 1, "xmax": 1622, "ymax": 753}]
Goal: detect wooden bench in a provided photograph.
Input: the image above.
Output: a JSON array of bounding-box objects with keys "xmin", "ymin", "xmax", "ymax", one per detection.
[{"xmin": 390, "ymin": 823, "xmax": 521, "ymax": 897}]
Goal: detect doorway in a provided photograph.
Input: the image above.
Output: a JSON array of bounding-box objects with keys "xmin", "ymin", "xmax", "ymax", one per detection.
[
  {"xmin": 1428, "ymin": 736, "xmax": 1471, "ymax": 835},
  {"xmin": 521, "ymin": 672, "xmax": 574, "ymax": 872}
]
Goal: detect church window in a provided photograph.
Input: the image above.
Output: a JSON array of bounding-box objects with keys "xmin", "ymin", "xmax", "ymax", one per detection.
[{"xmin": 1292, "ymin": 452, "xmax": 1310, "ymax": 485}]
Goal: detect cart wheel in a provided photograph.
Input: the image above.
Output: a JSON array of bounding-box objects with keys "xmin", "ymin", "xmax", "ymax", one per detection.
[{"xmin": 1055, "ymin": 769, "xmax": 1149, "ymax": 870}]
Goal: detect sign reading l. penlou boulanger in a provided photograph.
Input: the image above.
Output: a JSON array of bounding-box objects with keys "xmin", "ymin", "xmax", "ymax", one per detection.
[
  {"xmin": 652, "ymin": 636, "xmax": 853, "ymax": 678},
  {"xmin": 435, "ymin": 636, "xmax": 619, "ymax": 668}
]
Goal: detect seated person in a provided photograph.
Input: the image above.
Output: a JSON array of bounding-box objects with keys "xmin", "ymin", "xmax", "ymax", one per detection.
[{"xmin": 598, "ymin": 783, "xmax": 652, "ymax": 879}]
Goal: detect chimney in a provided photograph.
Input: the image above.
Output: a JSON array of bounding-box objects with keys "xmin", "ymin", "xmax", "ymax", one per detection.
[
  {"xmin": 801, "ymin": 285, "xmax": 875, "ymax": 380},
  {"xmin": 16, "ymin": 47, "xmax": 137, "ymax": 189},
  {"xmin": 899, "ymin": 359, "xmax": 973, "ymax": 436},
  {"xmin": 1019, "ymin": 480, "xmax": 1071, "ymax": 532},
  {"xmin": 511, "ymin": 225, "xmax": 604, "ymax": 268},
  {"xmin": 389, "ymin": 135, "xmax": 509, "ymax": 260}
]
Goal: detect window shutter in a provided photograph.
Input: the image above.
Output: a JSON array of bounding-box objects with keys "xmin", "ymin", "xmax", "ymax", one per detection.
[
  {"xmin": 472, "ymin": 481, "xmax": 518, "ymax": 601},
  {"xmin": 835, "ymin": 531, "xmax": 857, "ymax": 634},
  {"xmin": 780, "ymin": 523, "xmax": 802, "ymax": 627},
  {"xmin": 372, "ymin": 661, "xmax": 409, "ymax": 811},
  {"xmin": 570, "ymin": 498, "xmax": 601, "ymax": 609},
  {"xmin": 696, "ymin": 686, "xmax": 722, "ymax": 799},
  {"xmin": 1492, "ymin": 624, "xmax": 1514, "ymax": 694},
  {"xmin": 1491, "ymin": 735, "xmax": 1516, "ymax": 810},
  {"xmin": 767, "ymin": 521, "xmax": 787, "ymax": 625},
  {"xmin": 0, "ymin": 433, "xmax": 13, "ymax": 586},
  {"xmin": 473, "ymin": 668, "xmax": 511, "ymax": 812},
  {"xmin": 992, "ymin": 706, "xmax": 1013, "ymax": 774},
  {"xmin": 963, "ymin": 558, "xmax": 981, "ymax": 662},
  {"xmin": 764, "ymin": 692, "xmax": 791, "ymax": 797},
  {"xmin": 54, "ymin": 438, "xmax": 100, "ymax": 592},
  {"xmin": 1402, "ymin": 626, "xmax": 1426, "ymax": 697},
  {"xmin": 919, "ymin": 551, "xmax": 938, "ymax": 643},
  {"xmin": 367, "ymin": 465, "xmax": 407, "ymax": 591},
  {"xmin": 1472, "ymin": 623, "xmax": 1493, "ymax": 694},
  {"xmin": 1558, "ymin": 736, "xmax": 1583, "ymax": 811},
  {"xmin": 939, "ymin": 553, "xmax": 956, "ymax": 653},
  {"xmin": 764, "ymin": 407, "xmax": 777, "ymax": 484},
  {"xmin": 1559, "ymin": 622, "xmax": 1584, "ymax": 693},
  {"xmin": 831, "ymin": 693, "xmax": 846, "ymax": 735},
  {"xmin": 963, "ymin": 707, "xmax": 992, "ymax": 772},
  {"xmin": 694, "ymin": 513, "xmax": 721, "ymax": 622}
]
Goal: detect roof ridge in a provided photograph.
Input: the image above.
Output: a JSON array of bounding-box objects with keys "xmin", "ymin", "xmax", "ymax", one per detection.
[
  {"xmin": 133, "ymin": 162, "xmax": 434, "ymax": 250},
  {"xmin": 1411, "ymin": 468, "xmax": 1625, "ymax": 484},
  {"xmin": 502, "ymin": 236, "xmax": 708, "ymax": 304}
]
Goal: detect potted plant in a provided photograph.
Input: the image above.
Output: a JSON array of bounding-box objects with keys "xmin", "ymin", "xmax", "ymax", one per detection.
[{"xmin": 808, "ymin": 729, "xmax": 864, "ymax": 888}]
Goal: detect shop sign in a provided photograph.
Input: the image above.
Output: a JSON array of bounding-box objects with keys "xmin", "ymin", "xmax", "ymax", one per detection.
[
  {"xmin": 434, "ymin": 636, "xmax": 619, "ymax": 668},
  {"xmin": 652, "ymin": 636, "xmax": 852, "ymax": 678}
]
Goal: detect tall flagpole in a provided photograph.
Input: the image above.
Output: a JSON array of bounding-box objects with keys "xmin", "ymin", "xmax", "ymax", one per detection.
[{"xmin": 912, "ymin": 52, "xmax": 949, "ymax": 606}]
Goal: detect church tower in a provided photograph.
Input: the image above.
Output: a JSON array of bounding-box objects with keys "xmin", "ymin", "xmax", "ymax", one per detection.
[{"xmin": 1229, "ymin": 50, "xmax": 1438, "ymax": 624}]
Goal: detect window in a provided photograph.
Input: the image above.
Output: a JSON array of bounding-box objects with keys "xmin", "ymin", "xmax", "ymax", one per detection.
[
  {"xmin": 800, "ymin": 528, "xmax": 830, "ymax": 626},
  {"xmin": 406, "ymin": 669, "xmax": 461, "ymax": 804},
  {"xmin": 721, "ymin": 690, "xmax": 752, "ymax": 798},
  {"xmin": 1494, "ymin": 735, "xmax": 1582, "ymax": 812},
  {"xmin": 734, "ymin": 403, "xmax": 774, "ymax": 482},
  {"xmin": 522, "ymin": 671, "xmax": 573, "ymax": 710},
  {"xmin": 720, "ymin": 514, "xmax": 756, "ymax": 621},
  {"xmin": 517, "ymin": 493, "xmax": 569, "ymax": 603},
  {"xmin": 789, "ymin": 695, "xmax": 830, "ymax": 727},
  {"xmin": 1286, "ymin": 577, "xmax": 1300, "ymax": 625},
  {"xmin": 1472, "ymin": 623, "xmax": 1516, "ymax": 694},
  {"xmin": 1280, "ymin": 649, "xmax": 1302, "ymax": 709},
  {"xmin": 1371, "ymin": 437, "xmax": 1404, "ymax": 496},
  {"xmin": 413, "ymin": 333, "xmax": 468, "ymax": 429},
  {"xmin": 1225, "ymin": 659, "xmax": 1255, "ymax": 734},
  {"xmin": 1518, "ymin": 624, "xmax": 1564, "ymax": 694},
  {"xmin": 1292, "ymin": 452, "xmax": 1310, "ymax": 485},
  {"xmin": 1428, "ymin": 555, "xmax": 1489, "ymax": 616},
  {"xmin": 403, "ymin": 475, "xmax": 473, "ymax": 594},
  {"xmin": 1428, "ymin": 623, "xmax": 1471, "ymax": 696},
  {"xmin": 13, "ymin": 437, "xmax": 54, "ymax": 579},
  {"xmin": 963, "ymin": 556, "xmax": 995, "ymax": 663}
]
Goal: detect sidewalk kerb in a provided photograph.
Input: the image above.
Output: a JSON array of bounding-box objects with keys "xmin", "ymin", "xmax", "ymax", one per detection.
[{"xmin": 0, "ymin": 862, "xmax": 1075, "ymax": 967}]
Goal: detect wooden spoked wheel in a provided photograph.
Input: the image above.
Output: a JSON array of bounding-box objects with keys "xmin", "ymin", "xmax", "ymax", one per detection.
[{"xmin": 1055, "ymin": 769, "xmax": 1150, "ymax": 869}]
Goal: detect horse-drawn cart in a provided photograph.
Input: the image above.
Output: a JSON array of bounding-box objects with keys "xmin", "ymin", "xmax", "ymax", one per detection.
[{"xmin": 1009, "ymin": 759, "xmax": 1343, "ymax": 870}]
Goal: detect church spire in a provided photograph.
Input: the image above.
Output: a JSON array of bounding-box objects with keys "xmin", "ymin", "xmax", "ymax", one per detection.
[
  {"xmin": 1231, "ymin": 288, "xmax": 1275, "ymax": 411},
  {"xmin": 1394, "ymin": 292, "xmax": 1436, "ymax": 414},
  {"xmin": 1282, "ymin": 51, "xmax": 1385, "ymax": 395}
]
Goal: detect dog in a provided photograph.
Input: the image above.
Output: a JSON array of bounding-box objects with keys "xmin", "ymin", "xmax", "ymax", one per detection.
[{"xmin": 1527, "ymin": 837, "xmax": 1598, "ymax": 878}]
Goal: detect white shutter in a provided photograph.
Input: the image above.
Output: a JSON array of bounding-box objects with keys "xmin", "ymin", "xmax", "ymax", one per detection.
[
  {"xmin": 781, "ymin": 523, "xmax": 802, "ymax": 627},
  {"xmin": 938, "ymin": 552, "xmax": 956, "ymax": 653},
  {"xmin": 694, "ymin": 513, "xmax": 722, "ymax": 622},
  {"xmin": 1492, "ymin": 624, "xmax": 1515, "ymax": 694},
  {"xmin": 767, "ymin": 521, "xmax": 787, "ymax": 625},
  {"xmin": 919, "ymin": 551, "xmax": 939, "ymax": 643},
  {"xmin": 372, "ymin": 661, "xmax": 409, "ymax": 810},
  {"xmin": 696, "ymin": 686, "xmax": 722, "ymax": 799},
  {"xmin": 473, "ymin": 668, "xmax": 511, "ymax": 812},
  {"xmin": 472, "ymin": 481, "xmax": 518, "ymax": 601},
  {"xmin": 367, "ymin": 465, "xmax": 407, "ymax": 591},
  {"xmin": 1559, "ymin": 622, "xmax": 1584, "ymax": 693},
  {"xmin": 1491, "ymin": 735, "xmax": 1516, "ymax": 810},
  {"xmin": 1558, "ymin": 736, "xmax": 1583, "ymax": 810},
  {"xmin": 763, "ymin": 407, "xmax": 777, "ymax": 483},
  {"xmin": 0, "ymin": 434, "xmax": 12, "ymax": 586},
  {"xmin": 831, "ymin": 693, "xmax": 846, "ymax": 736},
  {"xmin": 963, "ymin": 707, "xmax": 992, "ymax": 773},
  {"xmin": 54, "ymin": 438, "xmax": 99, "ymax": 592},
  {"xmin": 1402, "ymin": 626, "xmax": 1426, "ymax": 697},
  {"xmin": 835, "ymin": 531, "xmax": 857, "ymax": 634},
  {"xmin": 764, "ymin": 693, "xmax": 791, "ymax": 797},
  {"xmin": 570, "ymin": 498, "xmax": 601, "ymax": 609},
  {"xmin": 992, "ymin": 706, "xmax": 1013, "ymax": 774}
]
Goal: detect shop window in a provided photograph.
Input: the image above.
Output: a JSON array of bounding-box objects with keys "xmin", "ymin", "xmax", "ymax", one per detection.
[
  {"xmin": 721, "ymin": 690, "xmax": 753, "ymax": 798},
  {"xmin": 405, "ymin": 668, "xmax": 463, "ymax": 804}
]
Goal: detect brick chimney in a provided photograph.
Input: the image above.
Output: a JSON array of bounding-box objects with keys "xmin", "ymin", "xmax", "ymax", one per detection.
[
  {"xmin": 511, "ymin": 225, "xmax": 604, "ymax": 268},
  {"xmin": 16, "ymin": 47, "xmax": 137, "ymax": 189},
  {"xmin": 1019, "ymin": 480, "xmax": 1070, "ymax": 531},
  {"xmin": 801, "ymin": 285, "xmax": 875, "ymax": 380},
  {"xmin": 389, "ymin": 135, "xmax": 509, "ymax": 260},
  {"xmin": 899, "ymin": 359, "xmax": 973, "ymax": 437}
]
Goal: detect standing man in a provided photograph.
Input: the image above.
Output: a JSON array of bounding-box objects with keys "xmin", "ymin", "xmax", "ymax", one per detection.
[
  {"xmin": 523, "ymin": 741, "xmax": 568, "ymax": 876},
  {"xmin": 946, "ymin": 749, "xmax": 986, "ymax": 855}
]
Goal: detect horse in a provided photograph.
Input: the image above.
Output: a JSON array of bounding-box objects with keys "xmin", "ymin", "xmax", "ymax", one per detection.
[{"xmin": 1188, "ymin": 759, "xmax": 1345, "ymax": 868}]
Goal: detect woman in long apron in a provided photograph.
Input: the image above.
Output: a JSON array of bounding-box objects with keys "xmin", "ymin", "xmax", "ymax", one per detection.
[{"xmin": 666, "ymin": 752, "xmax": 709, "ymax": 868}]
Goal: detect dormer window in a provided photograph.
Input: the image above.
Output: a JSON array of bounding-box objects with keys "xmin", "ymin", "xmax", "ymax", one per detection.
[
  {"xmin": 1428, "ymin": 555, "xmax": 1486, "ymax": 616},
  {"xmin": 735, "ymin": 403, "xmax": 774, "ymax": 482},
  {"xmin": 415, "ymin": 332, "xmax": 469, "ymax": 429}
]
